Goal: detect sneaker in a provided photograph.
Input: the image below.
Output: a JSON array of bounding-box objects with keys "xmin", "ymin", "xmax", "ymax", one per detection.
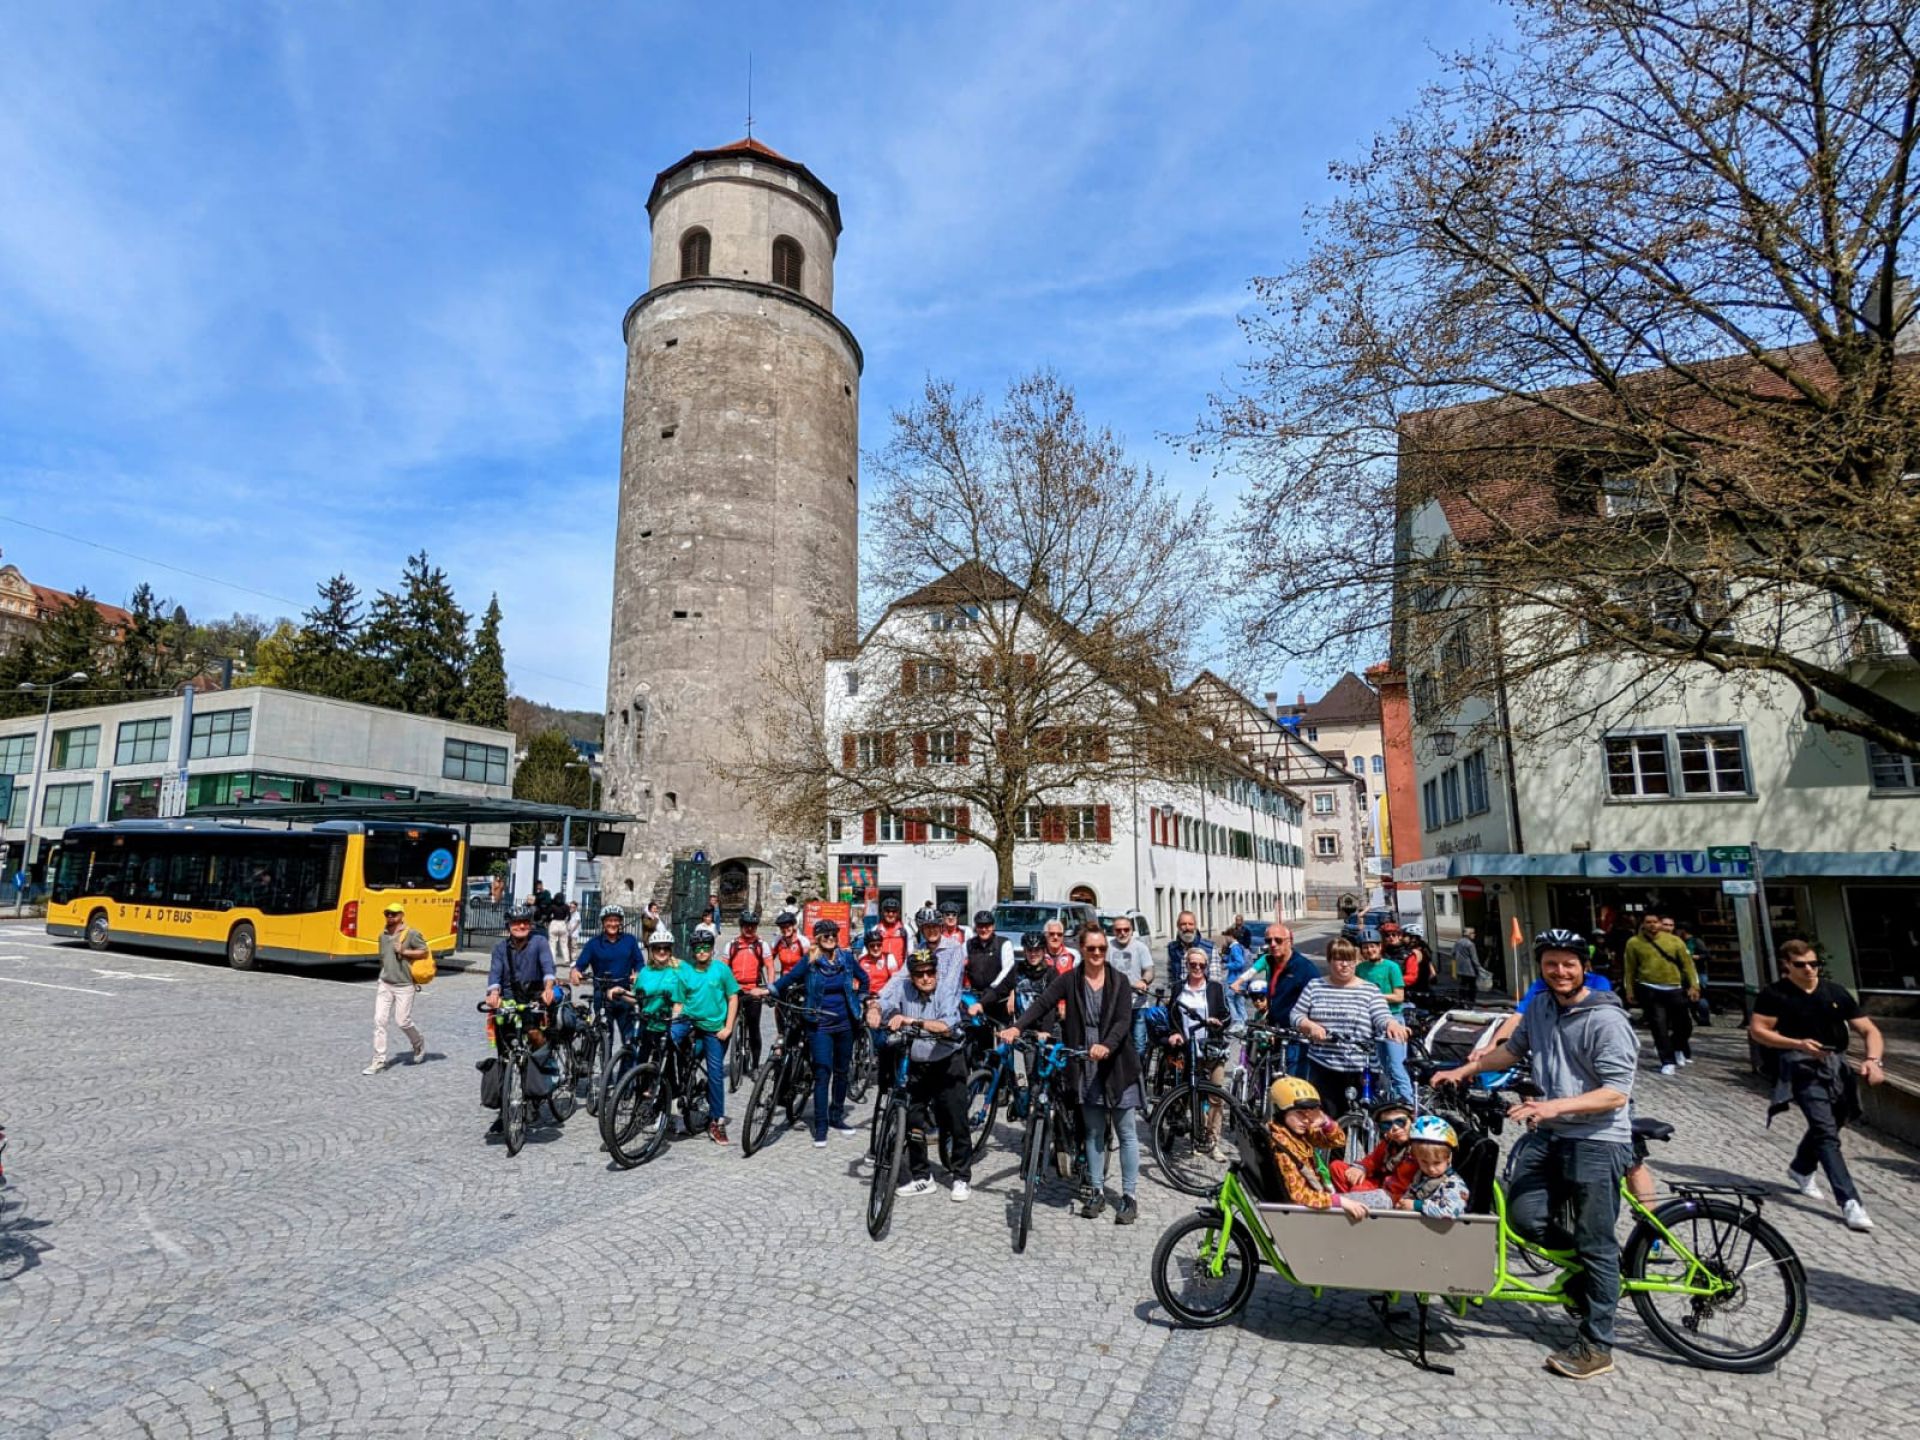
[
  {"xmin": 831, "ymin": 1122, "xmax": 861, "ymax": 1138},
  {"xmin": 362, "ymin": 1059, "xmax": 387, "ymax": 1075},
  {"xmin": 1079, "ymin": 1190, "xmax": 1108, "ymax": 1221},
  {"xmin": 950, "ymin": 1180, "xmax": 971, "ymax": 1203},
  {"xmin": 1788, "ymin": 1166, "xmax": 1825, "ymax": 1200},
  {"xmin": 1843, "ymin": 1198, "xmax": 1875, "ymax": 1232},
  {"xmin": 1544, "ymin": 1340, "xmax": 1615, "ymax": 1380},
  {"xmin": 813, "ymin": 1137, "xmax": 829, "ymax": 1149},
  {"xmin": 1676, "ymin": 1053, "xmax": 1692, "ymax": 1067},
  {"xmin": 1114, "ymin": 1196, "xmax": 1139, "ymax": 1226},
  {"xmin": 1658, "ymin": 1063, "xmax": 1677, "ymax": 1076},
  {"xmin": 410, "ymin": 1041, "xmax": 426, "ymax": 1063},
  {"xmin": 897, "ymin": 1177, "xmax": 937, "ymax": 1198},
  {"xmin": 709, "ymin": 1121, "xmax": 730, "ymax": 1145}
]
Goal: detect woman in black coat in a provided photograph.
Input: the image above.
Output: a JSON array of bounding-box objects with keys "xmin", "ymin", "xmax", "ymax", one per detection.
[{"xmin": 998, "ymin": 923, "xmax": 1142, "ymax": 1224}]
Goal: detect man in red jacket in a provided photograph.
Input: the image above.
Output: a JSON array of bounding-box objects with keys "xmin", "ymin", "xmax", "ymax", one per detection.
[
  {"xmin": 872, "ymin": 896, "xmax": 911, "ymax": 970},
  {"xmin": 725, "ymin": 911, "xmax": 772, "ymax": 1074}
]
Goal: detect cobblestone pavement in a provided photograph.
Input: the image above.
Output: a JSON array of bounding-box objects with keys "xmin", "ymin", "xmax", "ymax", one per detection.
[{"xmin": 0, "ymin": 922, "xmax": 1915, "ymax": 1439}]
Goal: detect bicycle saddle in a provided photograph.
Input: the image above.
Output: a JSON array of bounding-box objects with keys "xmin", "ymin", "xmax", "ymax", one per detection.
[{"xmin": 1631, "ymin": 1116, "xmax": 1674, "ymax": 1143}]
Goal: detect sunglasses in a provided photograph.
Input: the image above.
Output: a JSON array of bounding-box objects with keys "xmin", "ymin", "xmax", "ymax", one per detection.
[
  {"xmin": 908, "ymin": 967, "xmax": 938, "ymax": 977},
  {"xmin": 1379, "ymin": 1116, "xmax": 1413, "ymax": 1130},
  {"xmin": 1785, "ymin": 959, "xmax": 1822, "ymax": 971},
  {"xmin": 1083, "ymin": 945, "xmax": 1109, "ymax": 955}
]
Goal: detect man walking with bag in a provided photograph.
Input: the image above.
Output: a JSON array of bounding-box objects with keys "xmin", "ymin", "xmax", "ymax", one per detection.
[{"xmin": 365, "ymin": 902, "xmax": 427, "ymax": 1074}]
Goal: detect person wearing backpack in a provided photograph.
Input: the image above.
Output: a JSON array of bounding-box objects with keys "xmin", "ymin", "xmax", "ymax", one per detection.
[
  {"xmin": 365, "ymin": 902, "xmax": 428, "ymax": 1074},
  {"xmin": 724, "ymin": 911, "xmax": 772, "ymax": 1075}
]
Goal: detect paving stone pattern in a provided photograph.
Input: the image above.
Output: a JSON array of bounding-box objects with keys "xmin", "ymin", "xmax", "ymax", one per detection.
[{"xmin": 0, "ymin": 924, "xmax": 1915, "ymax": 1439}]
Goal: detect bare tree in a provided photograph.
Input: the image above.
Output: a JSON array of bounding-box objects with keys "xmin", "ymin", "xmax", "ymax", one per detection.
[
  {"xmin": 1208, "ymin": 0, "xmax": 1920, "ymax": 756},
  {"xmin": 727, "ymin": 371, "xmax": 1221, "ymax": 896}
]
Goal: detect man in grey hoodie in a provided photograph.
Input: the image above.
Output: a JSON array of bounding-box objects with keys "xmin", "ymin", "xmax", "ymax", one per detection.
[{"xmin": 1436, "ymin": 928, "xmax": 1637, "ymax": 1382}]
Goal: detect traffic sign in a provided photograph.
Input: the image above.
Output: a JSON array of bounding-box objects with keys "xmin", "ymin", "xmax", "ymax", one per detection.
[
  {"xmin": 1457, "ymin": 878, "xmax": 1485, "ymax": 900},
  {"xmin": 692, "ymin": 849, "xmax": 707, "ymax": 864},
  {"xmin": 1707, "ymin": 845, "xmax": 1752, "ymax": 864},
  {"xmin": 1721, "ymin": 878, "xmax": 1758, "ymax": 896}
]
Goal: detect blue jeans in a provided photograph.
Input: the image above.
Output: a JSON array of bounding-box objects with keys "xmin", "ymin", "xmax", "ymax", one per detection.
[
  {"xmin": 1377, "ymin": 1038, "xmax": 1413, "ymax": 1102},
  {"xmin": 670, "ymin": 1020, "xmax": 726, "ymax": 1122},
  {"xmin": 1506, "ymin": 1133, "xmax": 1631, "ymax": 1348},
  {"xmin": 1082, "ymin": 1101, "xmax": 1140, "ymax": 1198},
  {"xmin": 1130, "ymin": 1009, "xmax": 1150, "ymax": 1071},
  {"xmin": 808, "ymin": 1027, "xmax": 855, "ymax": 1141}
]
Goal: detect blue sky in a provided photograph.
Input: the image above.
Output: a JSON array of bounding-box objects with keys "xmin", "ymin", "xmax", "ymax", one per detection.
[{"xmin": 0, "ymin": 0, "xmax": 1505, "ymax": 708}]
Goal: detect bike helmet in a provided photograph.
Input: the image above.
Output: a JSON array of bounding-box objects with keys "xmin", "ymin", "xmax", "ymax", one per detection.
[
  {"xmin": 739, "ymin": 910, "xmax": 759, "ymax": 926},
  {"xmin": 973, "ymin": 909, "xmax": 995, "ymax": 927},
  {"xmin": 914, "ymin": 905, "xmax": 940, "ymax": 929},
  {"xmin": 599, "ymin": 904, "xmax": 625, "ymax": 919},
  {"xmin": 1022, "ymin": 930, "xmax": 1046, "ymax": 952},
  {"xmin": 939, "ymin": 901, "xmax": 959, "ymax": 918},
  {"xmin": 1407, "ymin": 1116, "xmax": 1459, "ymax": 1149},
  {"xmin": 647, "ymin": 925, "xmax": 674, "ymax": 948},
  {"xmin": 505, "ymin": 905, "xmax": 535, "ymax": 923},
  {"xmin": 1370, "ymin": 1094, "xmax": 1415, "ymax": 1121},
  {"xmin": 690, "ymin": 936, "xmax": 714, "ymax": 956},
  {"xmin": 812, "ymin": 918, "xmax": 841, "ymax": 940},
  {"xmin": 881, "ymin": 896, "xmax": 901, "ymax": 913},
  {"xmin": 775, "ymin": 910, "xmax": 798, "ymax": 927},
  {"xmin": 1533, "ymin": 928, "xmax": 1587, "ymax": 963},
  {"xmin": 863, "ymin": 926, "xmax": 885, "ymax": 945},
  {"xmin": 1246, "ymin": 979, "xmax": 1269, "ymax": 998},
  {"xmin": 906, "ymin": 947, "xmax": 938, "ymax": 973},
  {"xmin": 1269, "ymin": 1076, "xmax": 1323, "ymax": 1113},
  {"xmin": 1343, "ymin": 924, "xmax": 1382, "ymax": 945}
]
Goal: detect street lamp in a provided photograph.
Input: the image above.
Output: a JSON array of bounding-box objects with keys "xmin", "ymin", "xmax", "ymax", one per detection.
[{"xmin": 14, "ymin": 671, "xmax": 89, "ymax": 876}]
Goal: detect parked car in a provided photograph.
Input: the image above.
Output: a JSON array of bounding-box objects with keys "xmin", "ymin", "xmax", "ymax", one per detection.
[{"xmin": 992, "ymin": 900, "xmax": 1100, "ymax": 941}]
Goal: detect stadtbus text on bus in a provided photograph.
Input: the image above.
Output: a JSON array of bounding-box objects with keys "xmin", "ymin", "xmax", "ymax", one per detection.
[{"xmin": 46, "ymin": 820, "xmax": 465, "ymax": 970}]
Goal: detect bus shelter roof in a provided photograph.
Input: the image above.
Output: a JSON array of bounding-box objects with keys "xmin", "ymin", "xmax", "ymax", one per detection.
[{"xmin": 186, "ymin": 797, "xmax": 635, "ymax": 826}]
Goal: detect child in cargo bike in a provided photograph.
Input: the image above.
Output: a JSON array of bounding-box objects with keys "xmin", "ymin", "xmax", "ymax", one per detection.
[
  {"xmin": 1397, "ymin": 1116, "xmax": 1471, "ymax": 1218},
  {"xmin": 1331, "ymin": 1096, "xmax": 1421, "ymax": 1203},
  {"xmin": 1264, "ymin": 1077, "xmax": 1395, "ymax": 1218}
]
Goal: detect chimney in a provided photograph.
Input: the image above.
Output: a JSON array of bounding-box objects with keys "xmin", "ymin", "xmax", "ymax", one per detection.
[
  {"xmin": 1296, "ymin": 691, "xmax": 1306, "ymax": 707},
  {"xmin": 1865, "ymin": 272, "xmax": 1916, "ymax": 354},
  {"xmin": 1264, "ymin": 691, "xmax": 1279, "ymax": 720}
]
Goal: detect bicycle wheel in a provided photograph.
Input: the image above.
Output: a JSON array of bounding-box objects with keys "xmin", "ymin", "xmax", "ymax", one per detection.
[
  {"xmin": 866, "ymin": 1103, "xmax": 907, "ymax": 1241},
  {"xmin": 682, "ymin": 1059, "xmax": 712, "ymax": 1136},
  {"xmin": 741, "ymin": 1052, "xmax": 783, "ymax": 1157},
  {"xmin": 1152, "ymin": 1210, "xmax": 1259, "ymax": 1327},
  {"xmin": 1013, "ymin": 1100, "xmax": 1046, "ymax": 1254},
  {"xmin": 502, "ymin": 1058, "xmax": 528, "ymax": 1157},
  {"xmin": 574, "ymin": 1027, "xmax": 601, "ymax": 1116},
  {"xmin": 603, "ymin": 1065, "xmax": 668, "ymax": 1169},
  {"xmin": 847, "ymin": 1031, "xmax": 874, "ymax": 1106},
  {"xmin": 545, "ymin": 1043, "xmax": 578, "ymax": 1124},
  {"xmin": 1623, "ymin": 1197, "xmax": 1807, "ymax": 1371},
  {"xmin": 788, "ymin": 1055, "xmax": 813, "ymax": 1128},
  {"xmin": 964, "ymin": 1065, "xmax": 1003, "ymax": 1158},
  {"xmin": 1148, "ymin": 1083, "xmax": 1235, "ymax": 1197},
  {"xmin": 727, "ymin": 1032, "xmax": 748, "ymax": 1094},
  {"xmin": 1337, "ymin": 1109, "xmax": 1374, "ymax": 1166}
]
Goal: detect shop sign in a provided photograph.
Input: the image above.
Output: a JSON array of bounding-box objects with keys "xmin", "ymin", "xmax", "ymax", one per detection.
[
  {"xmin": 1721, "ymin": 879, "xmax": 1758, "ymax": 896},
  {"xmin": 1395, "ymin": 858, "xmax": 1452, "ymax": 884},
  {"xmin": 1596, "ymin": 849, "xmax": 1750, "ymax": 878}
]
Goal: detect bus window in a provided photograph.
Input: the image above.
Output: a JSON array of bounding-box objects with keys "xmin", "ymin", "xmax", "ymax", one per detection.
[{"xmin": 362, "ymin": 830, "xmax": 460, "ymax": 891}]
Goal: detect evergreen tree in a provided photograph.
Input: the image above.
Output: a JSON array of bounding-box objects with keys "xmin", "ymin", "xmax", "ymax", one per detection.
[
  {"xmin": 33, "ymin": 590, "xmax": 108, "ymax": 712},
  {"xmin": 114, "ymin": 583, "xmax": 169, "ymax": 697},
  {"xmin": 510, "ymin": 728, "xmax": 591, "ymax": 845},
  {"xmin": 0, "ymin": 635, "xmax": 37, "ymax": 719},
  {"xmin": 285, "ymin": 574, "xmax": 383, "ymax": 703},
  {"xmin": 363, "ymin": 552, "xmax": 469, "ymax": 720},
  {"xmin": 458, "ymin": 593, "xmax": 510, "ymax": 729}
]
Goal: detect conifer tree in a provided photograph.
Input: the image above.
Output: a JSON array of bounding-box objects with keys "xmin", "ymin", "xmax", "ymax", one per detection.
[
  {"xmin": 363, "ymin": 552, "xmax": 470, "ymax": 720},
  {"xmin": 459, "ymin": 594, "xmax": 510, "ymax": 730}
]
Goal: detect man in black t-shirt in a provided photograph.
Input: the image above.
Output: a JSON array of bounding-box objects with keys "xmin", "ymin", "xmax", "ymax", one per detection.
[{"xmin": 1750, "ymin": 938, "xmax": 1887, "ymax": 1233}]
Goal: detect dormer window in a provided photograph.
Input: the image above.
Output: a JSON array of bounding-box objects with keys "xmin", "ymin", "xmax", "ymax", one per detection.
[
  {"xmin": 680, "ymin": 228, "xmax": 711, "ymax": 279},
  {"xmin": 771, "ymin": 236, "xmax": 804, "ymax": 290}
]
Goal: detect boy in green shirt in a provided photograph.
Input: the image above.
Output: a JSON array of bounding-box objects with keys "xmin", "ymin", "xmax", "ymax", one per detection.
[
  {"xmin": 672, "ymin": 935, "xmax": 741, "ymax": 1143},
  {"xmin": 1351, "ymin": 928, "xmax": 1412, "ymax": 1101}
]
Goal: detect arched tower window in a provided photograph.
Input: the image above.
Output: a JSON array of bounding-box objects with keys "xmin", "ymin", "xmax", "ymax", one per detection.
[
  {"xmin": 771, "ymin": 236, "xmax": 804, "ymax": 291},
  {"xmin": 680, "ymin": 228, "xmax": 711, "ymax": 279}
]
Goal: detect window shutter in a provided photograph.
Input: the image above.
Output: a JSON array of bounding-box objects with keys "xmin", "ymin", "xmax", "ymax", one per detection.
[
  {"xmin": 882, "ymin": 731, "xmax": 898, "ymax": 767},
  {"xmin": 980, "ymin": 656, "xmax": 996, "ymax": 684},
  {"xmin": 1041, "ymin": 806, "xmax": 1065, "ymax": 844},
  {"xmin": 863, "ymin": 809, "xmax": 877, "ymax": 845},
  {"xmin": 1092, "ymin": 729, "xmax": 1110, "ymax": 763},
  {"xmin": 955, "ymin": 731, "xmax": 970, "ymax": 764},
  {"xmin": 1095, "ymin": 804, "xmax": 1112, "ymax": 843},
  {"xmin": 956, "ymin": 805, "xmax": 971, "ymax": 841},
  {"xmin": 912, "ymin": 733, "xmax": 928, "ymax": 767},
  {"xmin": 842, "ymin": 734, "xmax": 856, "ymax": 770},
  {"xmin": 906, "ymin": 809, "xmax": 928, "ymax": 844},
  {"xmin": 995, "ymin": 728, "xmax": 1010, "ymax": 757},
  {"xmin": 901, "ymin": 659, "xmax": 917, "ymax": 695},
  {"xmin": 1020, "ymin": 653, "xmax": 1036, "ymax": 678}
]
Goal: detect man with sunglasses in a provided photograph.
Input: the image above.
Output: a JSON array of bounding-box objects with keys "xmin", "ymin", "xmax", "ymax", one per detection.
[
  {"xmin": 873, "ymin": 948, "xmax": 973, "ymax": 1200},
  {"xmin": 1751, "ymin": 938, "xmax": 1885, "ymax": 1233},
  {"xmin": 1233, "ymin": 926, "xmax": 1318, "ymax": 1072}
]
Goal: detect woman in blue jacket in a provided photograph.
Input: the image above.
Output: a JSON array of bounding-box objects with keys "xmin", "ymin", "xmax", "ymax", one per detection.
[{"xmin": 772, "ymin": 918, "xmax": 871, "ymax": 1148}]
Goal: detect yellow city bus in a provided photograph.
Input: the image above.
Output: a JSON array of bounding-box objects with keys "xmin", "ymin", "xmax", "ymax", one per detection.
[{"xmin": 46, "ymin": 819, "xmax": 465, "ymax": 969}]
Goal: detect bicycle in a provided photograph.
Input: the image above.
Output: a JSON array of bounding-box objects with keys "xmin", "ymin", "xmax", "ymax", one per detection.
[
  {"xmin": 726, "ymin": 990, "xmax": 767, "ymax": 1095},
  {"xmin": 740, "ymin": 996, "xmax": 824, "ymax": 1157},
  {"xmin": 477, "ymin": 998, "xmax": 556, "ymax": 1158},
  {"xmin": 600, "ymin": 1021, "xmax": 712, "ymax": 1169},
  {"xmin": 572, "ymin": 978, "xmax": 630, "ymax": 1117},
  {"xmin": 1146, "ymin": 1025, "xmax": 1239, "ymax": 1197},
  {"xmin": 1012, "ymin": 1040, "xmax": 1093, "ymax": 1255},
  {"xmin": 866, "ymin": 1024, "xmax": 945, "ymax": 1240},
  {"xmin": 1152, "ymin": 1100, "xmax": 1807, "ymax": 1374},
  {"xmin": 959, "ymin": 1025, "xmax": 1025, "ymax": 1163},
  {"xmin": 847, "ymin": 1023, "xmax": 877, "ymax": 1106},
  {"xmin": 1226, "ymin": 1023, "xmax": 1305, "ymax": 1122}
]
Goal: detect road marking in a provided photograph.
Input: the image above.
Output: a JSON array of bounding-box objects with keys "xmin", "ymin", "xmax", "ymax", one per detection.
[
  {"xmin": 91, "ymin": 969, "xmax": 181, "ymax": 982},
  {"xmin": 0, "ymin": 975, "xmax": 116, "ymax": 996}
]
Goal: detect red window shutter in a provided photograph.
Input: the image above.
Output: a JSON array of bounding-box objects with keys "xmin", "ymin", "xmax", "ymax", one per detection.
[
  {"xmin": 912, "ymin": 733, "xmax": 928, "ymax": 767},
  {"xmin": 882, "ymin": 731, "xmax": 898, "ymax": 767},
  {"xmin": 1095, "ymin": 803, "xmax": 1112, "ymax": 843},
  {"xmin": 842, "ymin": 733, "xmax": 856, "ymax": 769},
  {"xmin": 1149, "ymin": 806, "xmax": 1160, "ymax": 846},
  {"xmin": 1042, "ymin": 806, "xmax": 1065, "ymax": 844},
  {"xmin": 906, "ymin": 809, "xmax": 928, "ymax": 844},
  {"xmin": 1092, "ymin": 729, "xmax": 1110, "ymax": 762},
  {"xmin": 955, "ymin": 731, "xmax": 970, "ymax": 764},
  {"xmin": 901, "ymin": 659, "xmax": 917, "ymax": 695},
  {"xmin": 956, "ymin": 805, "xmax": 971, "ymax": 840},
  {"xmin": 863, "ymin": 809, "xmax": 877, "ymax": 845},
  {"xmin": 995, "ymin": 728, "xmax": 1009, "ymax": 756},
  {"xmin": 1020, "ymin": 653, "xmax": 1036, "ymax": 678}
]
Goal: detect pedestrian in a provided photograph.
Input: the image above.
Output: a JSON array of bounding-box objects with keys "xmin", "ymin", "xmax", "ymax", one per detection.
[
  {"xmin": 1751, "ymin": 938, "xmax": 1886, "ymax": 1232},
  {"xmin": 871, "ymin": 896, "xmax": 912, "ymax": 970},
  {"xmin": 1166, "ymin": 911, "xmax": 1212, "ymax": 982},
  {"xmin": 962, "ymin": 910, "xmax": 1019, "ymax": 1052},
  {"xmin": 1040, "ymin": 918, "xmax": 1080, "ymax": 974},
  {"xmin": 1435, "ymin": 929, "xmax": 1637, "ymax": 1381},
  {"xmin": 365, "ymin": 901, "xmax": 427, "ymax": 1074},
  {"xmin": 1452, "ymin": 926, "xmax": 1483, "ymax": 1005},
  {"xmin": 1676, "ymin": 923, "xmax": 1711, "ymax": 1026},
  {"xmin": 546, "ymin": 895, "xmax": 575, "ymax": 973},
  {"xmin": 1622, "ymin": 912, "xmax": 1699, "ymax": 1074},
  {"xmin": 1218, "ymin": 925, "xmax": 1251, "ymax": 1024},
  {"xmin": 997, "ymin": 921, "xmax": 1143, "ymax": 1224},
  {"xmin": 1107, "ymin": 914, "xmax": 1156, "ymax": 1061}
]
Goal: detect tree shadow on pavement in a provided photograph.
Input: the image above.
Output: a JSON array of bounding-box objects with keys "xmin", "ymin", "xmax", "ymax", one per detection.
[{"xmin": 1802, "ymin": 1266, "xmax": 1920, "ymax": 1324}]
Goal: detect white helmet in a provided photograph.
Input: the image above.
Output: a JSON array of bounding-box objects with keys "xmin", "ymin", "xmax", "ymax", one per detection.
[{"xmin": 647, "ymin": 925, "xmax": 675, "ymax": 948}]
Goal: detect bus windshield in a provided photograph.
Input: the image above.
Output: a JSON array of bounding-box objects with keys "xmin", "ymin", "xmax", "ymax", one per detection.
[{"xmin": 361, "ymin": 828, "xmax": 461, "ymax": 892}]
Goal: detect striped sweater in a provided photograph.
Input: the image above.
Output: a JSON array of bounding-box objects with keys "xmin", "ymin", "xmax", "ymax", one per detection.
[{"xmin": 1295, "ymin": 978, "xmax": 1391, "ymax": 1072}]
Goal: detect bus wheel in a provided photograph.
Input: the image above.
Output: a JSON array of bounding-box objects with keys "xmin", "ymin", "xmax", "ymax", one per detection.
[
  {"xmin": 85, "ymin": 910, "xmax": 111, "ymax": 952},
  {"xmin": 226, "ymin": 922, "xmax": 258, "ymax": 971}
]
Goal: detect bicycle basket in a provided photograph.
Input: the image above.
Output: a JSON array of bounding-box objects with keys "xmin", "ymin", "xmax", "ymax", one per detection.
[{"xmin": 550, "ymin": 998, "xmax": 580, "ymax": 1044}]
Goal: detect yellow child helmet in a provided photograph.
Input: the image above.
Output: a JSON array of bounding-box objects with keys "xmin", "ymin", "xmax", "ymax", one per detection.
[{"xmin": 1269, "ymin": 1076, "xmax": 1323, "ymax": 1113}]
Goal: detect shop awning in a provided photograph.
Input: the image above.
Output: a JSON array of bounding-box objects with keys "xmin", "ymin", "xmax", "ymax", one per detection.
[{"xmin": 1396, "ymin": 848, "xmax": 1920, "ymax": 885}]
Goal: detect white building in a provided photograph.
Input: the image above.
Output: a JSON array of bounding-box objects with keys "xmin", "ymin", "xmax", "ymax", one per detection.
[
  {"xmin": 820, "ymin": 577, "xmax": 1306, "ymax": 941},
  {"xmin": 1394, "ymin": 476, "xmax": 1920, "ymax": 1000},
  {"xmin": 1, "ymin": 686, "xmax": 517, "ymax": 878}
]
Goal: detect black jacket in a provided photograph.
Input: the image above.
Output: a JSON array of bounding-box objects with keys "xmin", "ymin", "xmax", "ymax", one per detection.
[
  {"xmin": 1012, "ymin": 964, "xmax": 1139, "ymax": 1106},
  {"xmin": 1170, "ymin": 979, "xmax": 1230, "ymax": 1040}
]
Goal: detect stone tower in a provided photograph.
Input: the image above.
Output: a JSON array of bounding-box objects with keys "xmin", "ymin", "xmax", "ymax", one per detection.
[{"xmin": 602, "ymin": 138, "xmax": 860, "ymax": 915}]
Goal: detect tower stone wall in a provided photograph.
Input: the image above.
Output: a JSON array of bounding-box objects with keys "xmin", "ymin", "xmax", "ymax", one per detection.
[{"xmin": 602, "ymin": 140, "xmax": 860, "ymax": 913}]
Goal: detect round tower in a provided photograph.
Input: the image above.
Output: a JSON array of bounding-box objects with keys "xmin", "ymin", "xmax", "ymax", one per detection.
[{"xmin": 602, "ymin": 137, "xmax": 860, "ymax": 915}]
